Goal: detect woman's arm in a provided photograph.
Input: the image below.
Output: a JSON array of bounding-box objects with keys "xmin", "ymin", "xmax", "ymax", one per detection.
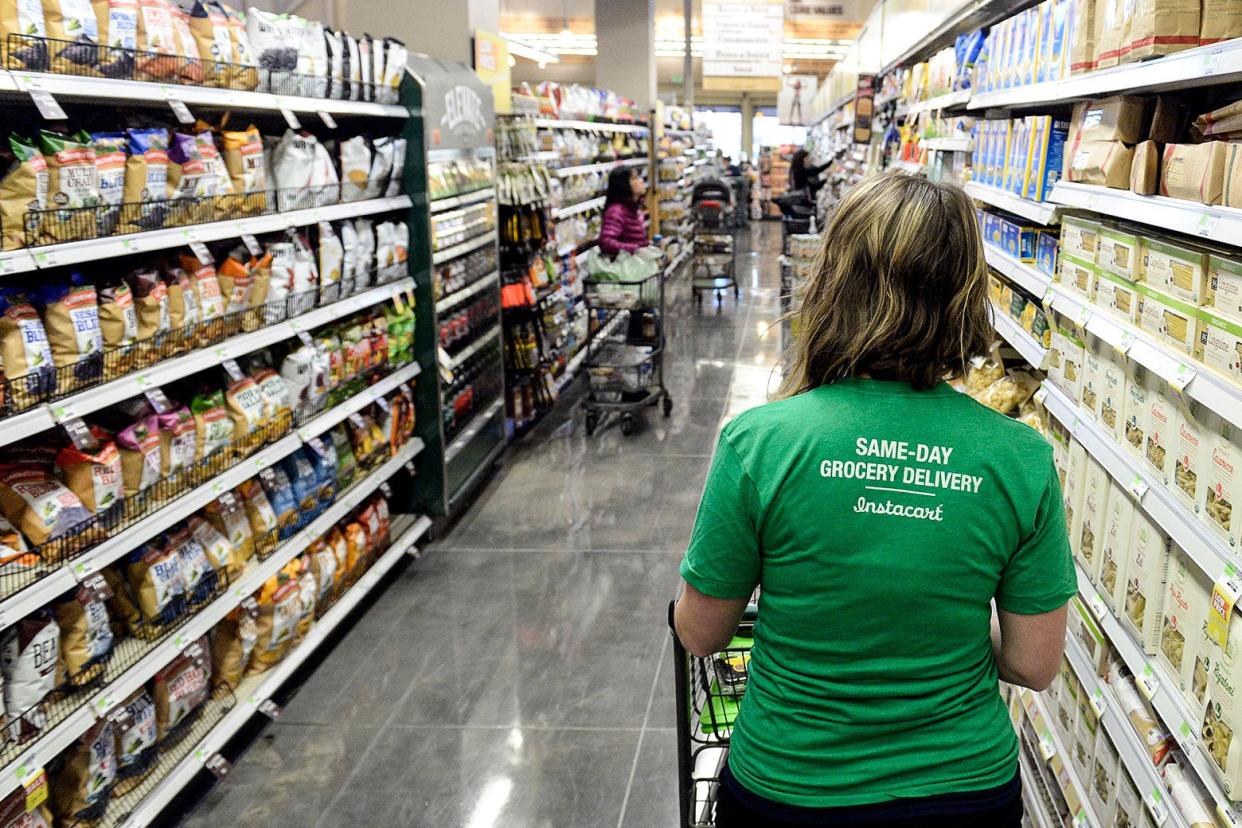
[
  {"xmin": 991, "ymin": 603, "xmax": 1067, "ymax": 690},
  {"xmin": 675, "ymin": 584, "xmax": 749, "ymax": 658}
]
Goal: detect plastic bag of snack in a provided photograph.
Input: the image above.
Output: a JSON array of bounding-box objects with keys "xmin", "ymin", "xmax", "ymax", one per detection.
[
  {"xmin": 248, "ymin": 567, "xmax": 299, "ymax": 673},
  {"xmin": 34, "ymin": 275, "xmax": 101, "ymax": 390},
  {"xmin": 187, "ymin": 512, "xmax": 232, "ymax": 573},
  {"xmin": 165, "ymin": 524, "xmax": 217, "ymax": 606},
  {"xmin": 353, "ymin": 218, "xmax": 375, "ymax": 289},
  {"xmin": 329, "ymin": 424, "xmax": 357, "ymax": 488},
  {"xmin": 49, "ymin": 718, "xmax": 114, "ymax": 823},
  {"xmin": 155, "ymin": 404, "xmax": 196, "ymax": 479},
  {"xmin": 121, "ymin": 127, "xmax": 169, "ymax": 233},
  {"xmin": 203, "ymin": 491, "xmax": 253, "ymax": 573},
  {"xmin": 381, "ymin": 38, "xmax": 406, "ymax": 103},
  {"xmin": 170, "ymin": 4, "xmax": 205, "ymax": 82},
  {"xmin": 962, "ymin": 345, "xmax": 1005, "ymax": 397},
  {"xmin": 0, "ymin": 515, "xmax": 39, "ymax": 579},
  {"xmin": 44, "ymin": 0, "xmax": 102, "ymax": 75},
  {"xmin": 250, "ymin": 367, "xmax": 290, "ymax": 425},
  {"xmin": 165, "ymin": 131, "xmax": 212, "ymax": 222},
  {"xmin": 194, "ymin": 129, "xmax": 233, "ymax": 207},
  {"xmin": 191, "ymin": 388, "xmax": 232, "ymax": 460},
  {"xmin": 109, "ymin": 688, "xmax": 157, "ymax": 791},
  {"xmin": 323, "ymin": 26, "xmax": 344, "ymax": 99},
  {"xmin": 365, "ymin": 136, "xmax": 394, "ymax": 199},
  {"xmin": 393, "ymin": 220, "xmax": 408, "ymax": 268},
  {"xmin": 306, "ymin": 537, "xmax": 335, "ymax": 604},
  {"xmin": 278, "ymin": 342, "xmax": 315, "ymax": 413},
  {"xmin": 317, "ymin": 221, "xmax": 343, "ymax": 298},
  {"xmin": 304, "ymin": 436, "xmax": 336, "ymax": 504},
  {"xmin": 358, "ymin": 34, "xmax": 374, "ymax": 101},
  {"xmin": 338, "ymin": 135, "xmax": 371, "ymax": 202},
  {"xmin": 264, "ymin": 239, "xmax": 295, "ymax": 323},
  {"xmin": 344, "ymin": 31, "xmax": 360, "ymax": 100},
  {"xmin": 343, "ymin": 520, "xmax": 367, "ymax": 582},
  {"xmin": 339, "ymin": 218, "xmax": 359, "ymax": 290},
  {"xmin": 99, "ymin": 565, "xmax": 138, "ymax": 638},
  {"xmin": 55, "ymin": 423, "xmax": 122, "ymax": 514},
  {"xmin": 153, "ymin": 637, "xmax": 210, "ymax": 740},
  {"xmin": 299, "ymin": 18, "xmax": 328, "ymax": 98},
  {"xmin": 91, "ymin": 132, "xmax": 126, "ymax": 235},
  {"xmin": 126, "ymin": 267, "xmax": 170, "ymax": 360},
  {"xmin": 220, "ymin": 125, "xmax": 266, "ymax": 214},
  {"xmin": 93, "ymin": 0, "xmax": 138, "ymax": 78},
  {"xmin": 236, "ymin": 478, "xmax": 277, "ymax": 536},
  {"xmin": 244, "ymin": 7, "xmax": 296, "ymax": 92},
  {"xmin": 210, "ymin": 600, "xmax": 256, "ymax": 688},
  {"xmin": 1, "ymin": 611, "xmax": 59, "ymax": 739},
  {"xmin": 124, "ymin": 542, "xmax": 184, "ymax": 630},
  {"xmin": 358, "ymin": 501, "xmax": 381, "ymax": 553},
  {"xmin": 224, "ymin": 373, "xmax": 266, "ymax": 439},
  {"xmin": 187, "ymin": 0, "xmax": 230, "ymax": 86},
  {"xmin": 374, "ymin": 221, "xmax": 395, "ymax": 280},
  {"xmin": 161, "ymin": 263, "xmax": 199, "ymax": 342},
  {"xmin": 96, "ymin": 277, "xmax": 138, "ymax": 374},
  {"xmin": 0, "ymin": 466, "xmax": 92, "ymax": 547},
  {"xmin": 134, "ymin": 0, "xmax": 180, "ymax": 81},
  {"xmin": 114, "ymin": 413, "xmax": 162, "ymax": 497},
  {"xmin": 0, "ymin": 134, "xmax": 47, "ymax": 251},
  {"xmin": 216, "ymin": 1, "xmax": 257, "ymax": 89},
  {"xmin": 279, "ymin": 449, "xmax": 319, "ymax": 514},
  {"xmin": 978, "ymin": 371, "xmax": 1041, "ymax": 415},
  {"xmin": 1, "ymin": 0, "xmax": 48, "ymax": 70},
  {"xmin": 270, "ymin": 129, "xmax": 315, "ymax": 210},
  {"xmin": 185, "ymin": 258, "xmax": 225, "ymax": 323},
  {"xmin": 52, "ymin": 583, "xmax": 114, "ymax": 686}
]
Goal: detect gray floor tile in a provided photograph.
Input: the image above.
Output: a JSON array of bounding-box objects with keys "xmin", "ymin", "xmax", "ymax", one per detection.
[{"xmin": 621, "ymin": 729, "xmax": 681, "ymax": 828}]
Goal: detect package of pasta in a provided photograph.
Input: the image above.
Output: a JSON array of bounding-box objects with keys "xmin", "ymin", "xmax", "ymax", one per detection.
[
  {"xmin": 52, "ymin": 581, "xmax": 114, "ymax": 686},
  {"xmin": 218, "ymin": 1, "xmax": 257, "ymax": 89},
  {"xmin": 248, "ymin": 567, "xmax": 299, "ymax": 673},
  {"xmin": 92, "ymin": 0, "xmax": 138, "ymax": 78},
  {"xmin": 0, "ymin": 466, "xmax": 93, "ymax": 547},
  {"xmin": 120, "ymin": 128, "xmax": 169, "ymax": 234},
  {"xmin": 165, "ymin": 524, "xmax": 217, "ymax": 606},
  {"xmin": 203, "ymin": 490, "xmax": 253, "ymax": 574},
  {"xmin": 1, "ymin": 0, "xmax": 47, "ymax": 70},
  {"xmin": 114, "ymin": 413, "xmax": 162, "ymax": 498},
  {"xmin": 0, "ymin": 134, "xmax": 48, "ymax": 250},
  {"xmin": 1, "ymin": 611, "xmax": 59, "ymax": 739},
  {"xmin": 34, "ymin": 275, "xmax": 101, "ymax": 390},
  {"xmin": 187, "ymin": 0, "xmax": 230, "ymax": 86},
  {"xmin": 123, "ymin": 542, "xmax": 184, "ymax": 631},
  {"xmin": 108, "ymin": 688, "xmax": 157, "ymax": 791},
  {"xmin": 90, "ymin": 132, "xmax": 126, "ymax": 235},
  {"xmin": 190, "ymin": 388, "xmax": 231, "ymax": 461},
  {"xmin": 44, "ymin": 0, "xmax": 103, "ymax": 75},
  {"xmin": 134, "ymin": 0, "xmax": 179, "ymax": 81},
  {"xmin": 152, "ymin": 637, "xmax": 210, "ymax": 741},
  {"xmin": 187, "ymin": 512, "xmax": 232, "ymax": 574},
  {"xmin": 364, "ymin": 137, "xmax": 394, "ymax": 199},
  {"xmin": 48, "ymin": 718, "xmax": 114, "ymax": 824},
  {"xmin": 385, "ymin": 139, "xmax": 406, "ymax": 197},
  {"xmin": 55, "ymin": 423, "xmax": 122, "ymax": 514},
  {"xmin": 220, "ymin": 125, "xmax": 266, "ymax": 214},
  {"xmin": 0, "ymin": 772, "xmax": 53, "ymax": 827},
  {"xmin": 210, "ymin": 599, "xmax": 255, "ymax": 689}
]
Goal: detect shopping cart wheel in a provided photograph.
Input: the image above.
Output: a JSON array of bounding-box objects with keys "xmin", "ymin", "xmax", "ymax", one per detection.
[
  {"xmin": 585, "ymin": 412, "xmax": 598, "ymax": 436},
  {"xmin": 663, "ymin": 396, "xmax": 673, "ymax": 417},
  {"xmin": 620, "ymin": 414, "xmax": 635, "ymax": 436}
]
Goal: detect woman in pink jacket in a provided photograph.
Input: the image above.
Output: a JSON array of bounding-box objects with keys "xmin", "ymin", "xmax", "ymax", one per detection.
[{"xmin": 598, "ymin": 166, "xmax": 649, "ymax": 256}]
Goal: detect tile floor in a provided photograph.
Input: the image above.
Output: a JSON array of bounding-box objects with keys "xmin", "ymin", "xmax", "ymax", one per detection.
[{"xmin": 176, "ymin": 222, "xmax": 785, "ymax": 827}]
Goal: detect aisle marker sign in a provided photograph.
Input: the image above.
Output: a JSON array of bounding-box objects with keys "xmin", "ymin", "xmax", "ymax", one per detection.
[
  {"xmin": 280, "ymin": 107, "xmax": 301, "ymax": 130},
  {"xmin": 28, "ymin": 90, "xmax": 66, "ymax": 120}
]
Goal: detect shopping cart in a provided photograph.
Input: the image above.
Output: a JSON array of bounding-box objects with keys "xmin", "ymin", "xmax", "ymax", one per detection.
[
  {"xmin": 580, "ymin": 253, "xmax": 673, "ymax": 436},
  {"xmin": 668, "ymin": 598, "xmax": 758, "ymax": 827},
  {"xmin": 690, "ymin": 179, "xmax": 739, "ymax": 308}
]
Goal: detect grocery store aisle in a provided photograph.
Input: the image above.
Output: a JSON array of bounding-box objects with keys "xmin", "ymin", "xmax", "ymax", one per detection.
[{"xmin": 179, "ymin": 222, "xmax": 785, "ymax": 827}]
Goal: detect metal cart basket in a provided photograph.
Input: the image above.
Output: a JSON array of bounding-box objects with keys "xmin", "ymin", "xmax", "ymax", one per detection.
[
  {"xmin": 668, "ymin": 599, "xmax": 757, "ymax": 827},
  {"xmin": 690, "ymin": 179, "xmax": 739, "ymax": 307},
  {"xmin": 581, "ymin": 262, "xmax": 673, "ymax": 436}
]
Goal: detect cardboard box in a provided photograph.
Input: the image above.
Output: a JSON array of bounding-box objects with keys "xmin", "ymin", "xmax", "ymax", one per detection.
[
  {"xmin": 1051, "ymin": 314, "xmax": 1087, "ymax": 400},
  {"xmin": 1093, "ymin": 268, "xmax": 1140, "ymax": 324},
  {"xmin": 1122, "ymin": 505, "xmax": 1170, "ymax": 655},
  {"xmin": 1097, "ymin": 224, "xmax": 1141, "ymax": 282},
  {"xmin": 1204, "ymin": 606, "xmax": 1242, "ymax": 798},
  {"xmin": 1082, "ymin": 330, "xmax": 1108, "ymax": 426},
  {"xmin": 1097, "ymin": 480, "xmax": 1134, "ymax": 614},
  {"xmin": 1156, "ymin": 545, "xmax": 1213, "ymax": 716},
  {"xmin": 1207, "ymin": 252, "xmax": 1242, "ymax": 326},
  {"xmin": 1196, "ymin": 307, "xmax": 1242, "ymax": 387},
  {"xmin": 1224, "ymin": 143, "xmax": 1242, "ymax": 209},
  {"xmin": 1074, "ymin": 456, "xmax": 1110, "ymax": 578},
  {"xmin": 1130, "ymin": 139, "xmax": 1159, "ymax": 195},
  {"xmin": 1135, "ymin": 283, "xmax": 1198, "ymax": 355},
  {"xmin": 1001, "ymin": 218, "xmax": 1039, "ymax": 261},
  {"xmin": 1112, "ymin": 773, "xmax": 1144, "ymax": 828},
  {"xmin": 1098, "ymin": 346, "xmax": 1128, "ymax": 442},
  {"xmin": 1160, "ymin": 142, "xmax": 1228, "ymax": 205},
  {"xmin": 1141, "ymin": 235, "xmax": 1207, "ymax": 305},
  {"xmin": 1064, "ymin": 438, "xmax": 1089, "ymax": 547},
  {"xmin": 1070, "ymin": 672, "xmax": 1100, "ymax": 779},
  {"xmin": 1201, "ymin": 0, "xmax": 1242, "ymax": 45},
  {"xmin": 1123, "ymin": 360, "xmax": 1153, "ymax": 460},
  {"xmin": 1061, "ymin": 215, "xmax": 1100, "ymax": 262},
  {"xmin": 1048, "ymin": 0, "xmax": 1071, "ymax": 82},
  {"xmin": 1172, "ymin": 394, "xmax": 1209, "ymax": 515},
  {"xmin": 1061, "ymin": 252, "xmax": 1097, "ymax": 299},
  {"xmin": 1123, "ymin": 0, "xmax": 1200, "ymax": 62},
  {"xmin": 1088, "ymin": 726, "xmax": 1119, "ymax": 823},
  {"xmin": 1069, "ymin": 0, "xmax": 1096, "ymax": 73},
  {"xmin": 1037, "ymin": 232, "xmax": 1059, "ymax": 277},
  {"xmin": 1026, "ymin": 116, "xmax": 1070, "ymax": 201},
  {"xmin": 1200, "ymin": 407, "xmax": 1242, "ymax": 549},
  {"xmin": 1066, "ymin": 139, "xmax": 1134, "ymax": 188},
  {"xmin": 1145, "ymin": 373, "xmax": 1178, "ymax": 485}
]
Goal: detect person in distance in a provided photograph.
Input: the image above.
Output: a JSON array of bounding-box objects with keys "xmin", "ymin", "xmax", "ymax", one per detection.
[
  {"xmin": 789, "ymin": 147, "xmax": 831, "ymax": 198},
  {"xmin": 598, "ymin": 166, "xmax": 648, "ymax": 257},
  {"xmin": 675, "ymin": 172, "xmax": 1075, "ymax": 827}
]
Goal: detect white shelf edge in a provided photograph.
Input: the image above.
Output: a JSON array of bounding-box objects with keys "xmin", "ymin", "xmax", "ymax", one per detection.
[
  {"xmin": 554, "ymin": 158, "xmax": 647, "ymax": 178},
  {"xmin": 534, "ymin": 118, "xmax": 649, "ymax": 133},
  {"xmin": 991, "ymin": 304, "xmax": 1048, "ymax": 368},
  {"xmin": 1026, "ymin": 691, "xmax": 1103, "ymax": 828},
  {"xmin": 431, "ymin": 231, "xmax": 497, "ymax": 266},
  {"xmin": 435, "ymin": 271, "xmax": 500, "ymax": 314},
  {"xmin": 0, "ymin": 437, "xmax": 426, "ymax": 806},
  {"xmin": 446, "ymin": 325, "xmax": 500, "ymax": 370},
  {"xmin": 984, "ymin": 246, "xmax": 1053, "ymax": 297},
  {"xmin": 924, "ymin": 137, "xmax": 973, "ymax": 152},
  {"xmin": 444, "ymin": 398, "xmax": 504, "ymax": 464},
  {"xmin": 966, "ymin": 182, "xmax": 1061, "ymax": 226},
  {"xmin": 429, "ymin": 188, "xmax": 495, "ymax": 213},
  {"xmin": 1050, "ymin": 182, "xmax": 1242, "ymax": 251},
  {"xmin": 967, "ymin": 40, "xmax": 1242, "ymax": 111},
  {"xmin": 908, "ymin": 88, "xmax": 972, "ymax": 114},
  {"xmin": 553, "ymin": 195, "xmax": 607, "ymax": 220}
]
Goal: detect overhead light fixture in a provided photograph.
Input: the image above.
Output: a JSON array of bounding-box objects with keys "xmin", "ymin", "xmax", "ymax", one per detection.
[
  {"xmin": 501, "ymin": 33, "xmax": 561, "ymax": 64},
  {"xmin": 783, "ymin": 64, "xmax": 794, "ymax": 74}
]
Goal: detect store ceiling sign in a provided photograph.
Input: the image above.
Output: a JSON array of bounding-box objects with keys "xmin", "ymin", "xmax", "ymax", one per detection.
[
  {"xmin": 785, "ymin": 0, "xmax": 868, "ymax": 20},
  {"xmin": 703, "ymin": 0, "xmax": 784, "ymax": 86}
]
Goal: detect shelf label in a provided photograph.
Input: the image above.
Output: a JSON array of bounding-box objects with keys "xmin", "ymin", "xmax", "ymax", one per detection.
[
  {"xmin": 1210, "ymin": 566, "xmax": 1242, "ymax": 647},
  {"xmin": 168, "ymin": 99, "xmax": 195, "ymax": 124},
  {"xmin": 280, "ymin": 107, "xmax": 301, "ymax": 130},
  {"xmin": 1114, "ymin": 330, "xmax": 1137, "ymax": 356},
  {"xmin": 33, "ymin": 249, "xmax": 61, "ymax": 269},
  {"xmin": 189, "ymin": 241, "xmax": 212, "ymax": 265},
  {"xmin": 317, "ymin": 110, "xmax": 338, "ymax": 129},
  {"xmin": 1146, "ymin": 788, "xmax": 1168, "ymax": 823},
  {"xmin": 257, "ymin": 698, "xmax": 282, "ymax": 719},
  {"xmin": 241, "ymin": 233, "xmax": 262, "ymax": 257},
  {"xmin": 1088, "ymin": 687, "xmax": 1106, "ymax": 718},
  {"xmin": 221, "ymin": 358, "xmax": 245, "ymax": 382},
  {"xmin": 1171, "ymin": 362, "xmax": 1197, "ymax": 393},
  {"xmin": 1218, "ymin": 802, "xmax": 1242, "ymax": 828},
  {"xmin": 297, "ymin": 331, "xmax": 314, "ymax": 347},
  {"xmin": 50, "ymin": 402, "xmax": 78, "ymax": 423},
  {"xmin": 1076, "ymin": 304, "xmax": 1093, "ymax": 328},
  {"xmin": 1086, "ymin": 591, "xmax": 1108, "ymax": 620},
  {"xmin": 1204, "ymin": 48, "xmax": 1223, "ymax": 76},
  {"xmin": 1179, "ymin": 719, "xmax": 1198, "ymax": 748},
  {"xmin": 1198, "ymin": 213, "xmax": 1221, "ymax": 238},
  {"xmin": 1126, "ymin": 473, "xmax": 1150, "ymax": 500},
  {"xmin": 1137, "ymin": 663, "xmax": 1160, "ymax": 699},
  {"xmin": 1033, "ymin": 386, "xmax": 1050, "ymax": 407},
  {"xmin": 404, "ymin": 461, "xmax": 417, "ymax": 476},
  {"xmin": 29, "ymin": 90, "xmax": 66, "ymax": 120},
  {"xmin": 1037, "ymin": 727, "xmax": 1056, "ymax": 760},
  {"xmin": 0, "ymin": 251, "xmax": 33, "ymax": 275},
  {"xmin": 204, "ymin": 753, "xmax": 231, "ymax": 779}
]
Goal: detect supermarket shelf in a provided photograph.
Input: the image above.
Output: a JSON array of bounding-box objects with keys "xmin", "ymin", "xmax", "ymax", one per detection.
[
  {"xmin": 0, "ymin": 195, "xmax": 412, "ymax": 275},
  {"xmin": 1073, "ymin": 564, "xmax": 1242, "ymax": 826},
  {"xmin": 535, "ymin": 118, "xmax": 648, "ymax": 133},
  {"xmin": 429, "ymin": 188, "xmax": 495, "ymax": 213},
  {"xmin": 122, "ymin": 510, "xmax": 432, "ymax": 828},
  {"xmin": 554, "ymin": 158, "xmax": 646, "ymax": 178},
  {"xmin": 553, "ymin": 195, "xmax": 607, "ymax": 220},
  {"xmin": 1018, "ymin": 757, "xmax": 1056, "ymax": 828},
  {"xmin": 991, "ymin": 304, "xmax": 1047, "ymax": 367},
  {"xmin": 1062, "ymin": 630, "xmax": 1191, "ymax": 828},
  {"xmin": 1050, "ymin": 182, "xmax": 1242, "ymax": 249},
  {"xmin": 968, "ymin": 40, "xmax": 1242, "ymax": 111},
  {"xmin": 1026, "ymin": 691, "xmax": 1102, "ymax": 828},
  {"xmin": 966, "ymin": 182, "xmax": 1061, "ymax": 225},
  {"xmin": 923, "ymin": 136, "xmax": 973, "ymax": 152},
  {"xmin": 0, "ymin": 278, "xmax": 415, "ymax": 450},
  {"xmin": 431, "ymin": 230, "xmax": 498, "ymax": 266},
  {"xmin": 445, "ymin": 325, "xmax": 500, "ymax": 370},
  {"xmin": 295, "ymin": 361, "xmax": 421, "ymax": 441},
  {"xmin": 983, "ymin": 246, "xmax": 1051, "ymax": 297},
  {"xmin": 444, "ymin": 397, "xmax": 504, "ymax": 464},
  {"xmin": 0, "ymin": 435, "xmax": 425, "ymax": 812},
  {"xmin": 0, "ymin": 70, "xmax": 409, "ymax": 118},
  {"xmin": 435, "ymin": 270, "xmax": 500, "ymax": 313},
  {"xmin": 908, "ymin": 89, "xmax": 972, "ymax": 114}
]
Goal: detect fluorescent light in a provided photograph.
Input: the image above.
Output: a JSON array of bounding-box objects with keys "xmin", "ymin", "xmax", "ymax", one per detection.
[
  {"xmin": 501, "ymin": 33, "xmax": 561, "ymax": 64},
  {"xmin": 505, "ymin": 31, "xmax": 849, "ymax": 61}
]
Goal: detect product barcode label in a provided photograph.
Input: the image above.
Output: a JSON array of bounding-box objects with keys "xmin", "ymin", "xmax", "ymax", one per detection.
[
  {"xmin": 1137, "ymin": 664, "xmax": 1159, "ymax": 699},
  {"xmin": 1088, "ymin": 687, "xmax": 1105, "ymax": 718},
  {"xmin": 1086, "ymin": 591, "xmax": 1108, "ymax": 620},
  {"xmin": 1037, "ymin": 728, "xmax": 1056, "ymax": 760},
  {"xmin": 1126, "ymin": 473, "xmax": 1149, "ymax": 500},
  {"xmin": 1197, "ymin": 213, "xmax": 1221, "ymax": 238},
  {"xmin": 1218, "ymin": 802, "xmax": 1242, "ymax": 828},
  {"xmin": 168, "ymin": 99, "xmax": 195, "ymax": 124},
  {"xmin": 1146, "ymin": 788, "xmax": 1168, "ymax": 823}
]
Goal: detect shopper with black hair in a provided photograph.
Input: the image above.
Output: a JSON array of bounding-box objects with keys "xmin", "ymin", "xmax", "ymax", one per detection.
[
  {"xmin": 598, "ymin": 166, "xmax": 648, "ymax": 257},
  {"xmin": 790, "ymin": 147, "xmax": 831, "ymax": 197}
]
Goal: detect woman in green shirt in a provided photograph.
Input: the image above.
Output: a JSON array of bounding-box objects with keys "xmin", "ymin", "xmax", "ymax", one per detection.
[{"xmin": 675, "ymin": 172, "xmax": 1076, "ymax": 827}]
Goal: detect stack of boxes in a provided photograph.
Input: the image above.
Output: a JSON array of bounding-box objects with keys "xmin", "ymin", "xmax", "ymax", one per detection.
[
  {"xmin": 972, "ymin": 116, "xmax": 1070, "ymax": 201},
  {"xmin": 975, "ymin": 0, "xmax": 1075, "ymax": 92}
]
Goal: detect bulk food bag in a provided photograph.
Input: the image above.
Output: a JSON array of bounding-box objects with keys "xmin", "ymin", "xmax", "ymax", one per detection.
[
  {"xmin": 93, "ymin": 0, "xmax": 139, "ymax": 79},
  {"xmin": 210, "ymin": 600, "xmax": 256, "ymax": 688},
  {"xmin": 248, "ymin": 566, "xmax": 299, "ymax": 673},
  {"xmin": 316, "ymin": 221, "xmax": 343, "ymax": 299},
  {"xmin": 338, "ymin": 135, "xmax": 371, "ymax": 202},
  {"xmin": 0, "ymin": 0, "xmax": 47, "ymax": 71},
  {"xmin": 123, "ymin": 542, "xmax": 185, "ymax": 631},
  {"xmin": 156, "ymin": 404, "xmax": 196, "ymax": 478},
  {"xmin": 54, "ymin": 423, "xmax": 122, "ymax": 514},
  {"xmin": 244, "ymin": 7, "xmax": 297, "ymax": 93},
  {"xmin": 91, "ymin": 132, "xmax": 126, "ymax": 236},
  {"xmin": 187, "ymin": 0, "xmax": 230, "ymax": 85},
  {"xmin": 44, "ymin": 0, "xmax": 102, "ymax": 75},
  {"xmin": 108, "ymin": 688, "xmax": 157, "ymax": 791},
  {"xmin": 323, "ymin": 26, "xmax": 343, "ymax": 99},
  {"xmin": 38, "ymin": 130, "xmax": 100, "ymax": 244},
  {"xmin": 203, "ymin": 492, "xmax": 253, "ymax": 575},
  {"xmin": 48, "ymin": 719, "xmax": 115, "ymax": 823},
  {"xmin": 121, "ymin": 127, "xmax": 169, "ymax": 234},
  {"xmin": 385, "ymin": 138, "xmax": 405, "ymax": 197},
  {"xmin": 344, "ymin": 30, "xmax": 360, "ymax": 100},
  {"xmin": 34, "ymin": 275, "xmax": 101, "ymax": 390},
  {"xmin": 51, "ymin": 583, "xmax": 113, "ymax": 686},
  {"xmin": 364, "ymin": 136, "xmax": 394, "ymax": 199},
  {"xmin": 134, "ymin": 0, "xmax": 181, "ymax": 82},
  {"xmin": 96, "ymin": 278, "xmax": 138, "ymax": 376},
  {"xmin": 0, "ymin": 134, "xmax": 47, "ymax": 251},
  {"xmin": 0, "ymin": 466, "xmax": 93, "ymax": 548},
  {"xmin": 152, "ymin": 637, "xmax": 210, "ymax": 741},
  {"xmin": 165, "ymin": 524, "xmax": 217, "ymax": 606},
  {"xmin": 220, "ymin": 125, "xmax": 266, "ymax": 214},
  {"xmin": 1, "ymin": 612, "xmax": 59, "ymax": 738}
]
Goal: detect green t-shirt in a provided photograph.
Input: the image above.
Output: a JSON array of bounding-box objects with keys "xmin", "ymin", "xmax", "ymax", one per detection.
[{"xmin": 680, "ymin": 378, "xmax": 1076, "ymax": 808}]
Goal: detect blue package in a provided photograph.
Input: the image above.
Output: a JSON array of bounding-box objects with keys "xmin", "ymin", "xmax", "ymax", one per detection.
[
  {"xmin": 1036, "ymin": 232, "xmax": 1059, "ymax": 277},
  {"xmin": 280, "ymin": 449, "xmax": 320, "ymax": 514},
  {"xmin": 125, "ymin": 543, "xmax": 186, "ymax": 628},
  {"xmin": 31, "ymin": 272, "xmax": 102, "ymax": 387},
  {"xmin": 304, "ymin": 436, "xmax": 338, "ymax": 505},
  {"xmin": 260, "ymin": 466, "xmax": 299, "ymax": 538}
]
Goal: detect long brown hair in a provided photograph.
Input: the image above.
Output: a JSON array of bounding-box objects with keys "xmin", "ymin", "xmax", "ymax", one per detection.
[{"xmin": 778, "ymin": 172, "xmax": 992, "ymax": 396}]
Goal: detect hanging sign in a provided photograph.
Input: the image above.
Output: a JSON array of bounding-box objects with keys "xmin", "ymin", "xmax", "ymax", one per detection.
[
  {"xmin": 853, "ymin": 73, "xmax": 875, "ymax": 145},
  {"xmin": 703, "ymin": 1, "xmax": 784, "ymax": 90},
  {"xmin": 473, "ymin": 30, "xmax": 511, "ymax": 116}
]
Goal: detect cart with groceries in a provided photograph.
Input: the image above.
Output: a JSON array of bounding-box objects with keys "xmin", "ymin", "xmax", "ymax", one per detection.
[{"xmin": 689, "ymin": 178, "xmax": 739, "ymax": 308}]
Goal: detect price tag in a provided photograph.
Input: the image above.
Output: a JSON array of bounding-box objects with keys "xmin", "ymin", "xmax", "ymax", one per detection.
[
  {"xmin": 50, "ymin": 402, "xmax": 78, "ymax": 423},
  {"xmin": 29, "ymin": 90, "xmax": 66, "ymax": 120},
  {"xmin": 317, "ymin": 110, "xmax": 338, "ymax": 129},
  {"xmin": 144, "ymin": 387, "xmax": 173, "ymax": 414},
  {"xmin": 168, "ymin": 99, "xmax": 195, "ymax": 124},
  {"xmin": 257, "ymin": 698, "xmax": 282, "ymax": 719},
  {"xmin": 204, "ymin": 753, "xmax": 231, "ymax": 779},
  {"xmin": 404, "ymin": 461, "xmax": 417, "ymax": 475},
  {"xmin": 189, "ymin": 241, "xmax": 212, "ymax": 265},
  {"xmin": 1218, "ymin": 802, "xmax": 1242, "ymax": 828},
  {"xmin": 297, "ymin": 331, "xmax": 314, "ymax": 346},
  {"xmin": 1088, "ymin": 686, "xmax": 1106, "ymax": 718},
  {"xmin": 33, "ymin": 249, "xmax": 61, "ymax": 269},
  {"xmin": 1033, "ymin": 386, "xmax": 1049, "ymax": 407},
  {"xmin": 1210, "ymin": 566, "xmax": 1242, "ymax": 647},
  {"xmin": 0, "ymin": 251, "xmax": 33, "ymax": 275},
  {"xmin": 173, "ymin": 632, "xmax": 188, "ymax": 650},
  {"xmin": 1086, "ymin": 591, "xmax": 1108, "ymax": 620},
  {"xmin": 306, "ymin": 437, "xmax": 327, "ymax": 456},
  {"xmin": 1127, "ymin": 473, "xmax": 1150, "ymax": 500},
  {"xmin": 254, "ymin": 454, "xmax": 270, "ymax": 470},
  {"xmin": 1146, "ymin": 788, "xmax": 1168, "ymax": 823},
  {"xmin": 1076, "ymin": 304, "xmax": 1092, "ymax": 328},
  {"xmin": 1112, "ymin": 330, "xmax": 1137, "ymax": 356},
  {"xmin": 375, "ymin": 395, "xmax": 390, "ymax": 413},
  {"xmin": 221, "ymin": 358, "xmax": 245, "ymax": 382},
  {"xmin": 94, "ymin": 694, "xmax": 114, "ymax": 714},
  {"xmin": 1198, "ymin": 213, "xmax": 1221, "ymax": 238},
  {"xmin": 241, "ymin": 233, "xmax": 262, "ymax": 257},
  {"xmin": 1179, "ymin": 719, "xmax": 1198, "ymax": 748},
  {"xmin": 280, "ymin": 107, "xmax": 301, "ymax": 130},
  {"xmin": 1137, "ymin": 663, "xmax": 1160, "ymax": 699},
  {"xmin": 348, "ymin": 413, "xmax": 366, "ymax": 429},
  {"xmin": 379, "ymin": 481, "xmax": 392, "ymax": 498},
  {"xmin": 14, "ymin": 73, "xmax": 44, "ymax": 92},
  {"xmin": 1204, "ymin": 47, "xmax": 1224, "ymax": 76},
  {"xmin": 1037, "ymin": 727, "xmax": 1056, "ymax": 760},
  {"xmin": 1171, "ymin": 361, "xmax": 1197, "ymax": 393}
]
